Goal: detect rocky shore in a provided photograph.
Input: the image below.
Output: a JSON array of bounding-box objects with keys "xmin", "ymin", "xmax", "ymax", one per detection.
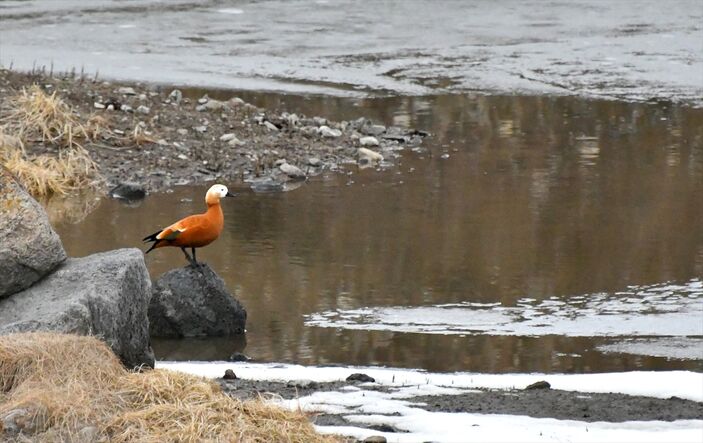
[{"xmin": 0, "ymin": 69, "xmax": 427, "ymax": 196}]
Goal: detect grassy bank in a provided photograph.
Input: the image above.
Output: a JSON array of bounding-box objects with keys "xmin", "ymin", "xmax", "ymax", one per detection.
[{"xmin": 0, "ymin": 332, "xmax": 338, "ymax": 442}]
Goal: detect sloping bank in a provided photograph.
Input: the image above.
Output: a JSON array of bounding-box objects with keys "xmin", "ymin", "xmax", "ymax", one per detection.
[{"xmin": 0, "ymin": 166, "xmax": 336, "ymax": 441}]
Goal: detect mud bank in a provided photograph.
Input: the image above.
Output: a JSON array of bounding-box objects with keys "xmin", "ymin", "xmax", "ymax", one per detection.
[{"xmin": 0, "ymin": 70, "xmax": 426, "ymax": 194}]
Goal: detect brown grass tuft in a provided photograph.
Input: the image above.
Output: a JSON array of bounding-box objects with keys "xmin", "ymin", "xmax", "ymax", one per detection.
[{"xmin": 0, "ymin": 333, "xmax": 338, "ymax": 443}]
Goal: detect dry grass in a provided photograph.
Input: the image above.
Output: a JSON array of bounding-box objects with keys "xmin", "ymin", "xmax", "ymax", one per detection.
[
  {"xmin": 0, "ymin": 86, "xmax": 102, "ymax": 196},
  {"xmin": 0, "ymin": 333, "xmax": 339, "ymax": 443}
]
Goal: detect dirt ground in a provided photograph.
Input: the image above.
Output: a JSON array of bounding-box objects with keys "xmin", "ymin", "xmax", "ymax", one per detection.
[
  {"xmin": 217, "ymin": 376, "xmax": 703, "ymax": 434},
  {"xmin": 0, "ymin": 69, "xmax": 426, "ymax": 195}
]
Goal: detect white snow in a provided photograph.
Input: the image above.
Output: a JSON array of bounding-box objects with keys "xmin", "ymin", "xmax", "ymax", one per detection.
[
  {"xmin": 159, "ymin": 361, "xmax": 703, "ymax": 443},
  {"xmin": 305, "ymin": 279, "xmax": 703, "ymax": 337}
]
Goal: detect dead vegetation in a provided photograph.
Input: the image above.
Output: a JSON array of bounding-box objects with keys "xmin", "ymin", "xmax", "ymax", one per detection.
[{"xmin": 0, "ymin": 332, "xmax": 339, "ymax": 443}]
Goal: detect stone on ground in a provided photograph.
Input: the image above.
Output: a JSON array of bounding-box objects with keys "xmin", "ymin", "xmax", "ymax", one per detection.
[
  {"xmin": 149, "ymin": 263, "xmax": 247, "ymax": 338},
  {"xmin": 0, "ymin": 248, "xmax": 154, "ymax": 368},
  {"xmin": 0, "ymin": 167, "xmax": 67, "ymax": 299}
]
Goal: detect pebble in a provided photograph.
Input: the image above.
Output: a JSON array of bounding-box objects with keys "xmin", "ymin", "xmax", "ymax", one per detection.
[
  {"xmin": 263, "ymin": 121, "xmax": 279, "ymax": 131},
  {"xmin": 117, "ymin": 86, "xmax": 136, "ymax": 95},
  {"xmin": 196, "ymin": 99, "xmax": 226, "ymax": 112},
  {"xmin": 198, "ymin": 95, "xmax": 209, "ymax": 104},
  {"xmin": 525, "ymin": 380, "xmax": 551, "ymax": 390},
  {"xmin": 177, "ymin": 154, "xmax": 188, "ymax": 160},
  {"xmin": 219, "ymin": 133, "xmax": 238, "ymax": 142},
  {"xmin": 93, "ymin": 102, "xmax": 105, "ymax": 109},
  {"xmin": 346, "ymin": 373, "xmax": 375, "ymax": 383},
  {"xmin": 177, "ymin": 128, "xmax": 188, "ymax": 136},
  {"xmin": 168, "ymin": 89, "xmax": 183, "ymax": 104},
  {"xmin": 308, "ymin": 157, "xmax": 322, "ymax": 167},
  {"xmin": 228, "ymin": 97, "xmax": 245, "ymax": 107},
  {"xmin": 223, "ymin": 369, "xmax": 237, "ymax": 380},
  {"xmin": 136, "ymin": 105, "xmax": 150, "ymax": 115},
  {"xmin": 138, "ymin": 93, "xmax": 147, "ymax": 101},
  {"xmin": 193, "ymin": 125, "xmax": 207, "ymax": 133},
  {"xmin": 359, "ymin": 136, "xmax": 380, "ymax": 147},
  {"xmin": 279, "ymin": 163, "xmax": 306, "ymax": 179},
  {"xmin": 121, "ymin": 104, "xmax": 133, "ymax": 113},
  {"xmin": 363, "ymin": 124, "xmax": 386, "ymax": 136},
  {"xmin": 358, "ymin": 147, "xmax": 383, "ymax": 164},
  {"xmin": 228, "ymin": 137, "xmax": 245, "ymax": 147},
  {"xmin": 318, "ymin": 125, "xmax": 342, "ymax": 138},
  {"xmin": 440, "ymin": 153, "xmax": 450, "ymax": 159},
  {"xmin": 312, "ymin": 116, "xmax": 328, "ymax": 126}
]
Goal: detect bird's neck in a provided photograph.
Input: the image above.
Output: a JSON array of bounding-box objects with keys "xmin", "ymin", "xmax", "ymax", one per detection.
[{"xmin": 205, "ymin": 202, "xmax": 224, "ymax": 224}]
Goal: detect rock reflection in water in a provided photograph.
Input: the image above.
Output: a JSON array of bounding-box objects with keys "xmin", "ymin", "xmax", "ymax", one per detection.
[{"xmin": 53, "ymin": 94, "xmax": 703, "ymax": 373}]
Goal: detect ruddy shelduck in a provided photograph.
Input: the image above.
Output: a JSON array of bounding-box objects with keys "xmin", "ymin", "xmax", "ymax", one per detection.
[{"xmin": 143, "ymin": 184, "xmax": 235, "ymax": 265}]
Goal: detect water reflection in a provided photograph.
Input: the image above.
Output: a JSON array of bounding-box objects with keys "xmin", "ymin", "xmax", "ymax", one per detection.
[{"xmin": 54, "ymin": 94, "xmax": 703, "ymax": 373}]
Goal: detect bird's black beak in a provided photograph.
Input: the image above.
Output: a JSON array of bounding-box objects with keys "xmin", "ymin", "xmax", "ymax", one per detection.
[{"xmin": 226, "ymin": 192, "xmax": 236, "ymax": 198}]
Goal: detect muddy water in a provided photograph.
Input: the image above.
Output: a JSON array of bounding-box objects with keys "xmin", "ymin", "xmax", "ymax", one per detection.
[{"xmin": 53, "ymin": 93, "xmax": 703, "ymax": 373}]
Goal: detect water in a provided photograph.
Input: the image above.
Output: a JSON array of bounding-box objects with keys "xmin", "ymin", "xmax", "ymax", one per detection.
[
  {"xmin": 1, "ymin": 0, "xmax": 702, "ymax": 103},
  {"xmin": 51, "ymin": 93, "xmax": 703, "ymax": 373}
]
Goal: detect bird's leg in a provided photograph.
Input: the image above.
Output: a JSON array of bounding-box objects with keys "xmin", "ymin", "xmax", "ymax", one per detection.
[
  {"xmin": 181, "ymin": 247, "xmax": 195, "ymax": 266},
  {"xmin": 191, "ymin": 247, "xmax": 198, "ymax": 265}
]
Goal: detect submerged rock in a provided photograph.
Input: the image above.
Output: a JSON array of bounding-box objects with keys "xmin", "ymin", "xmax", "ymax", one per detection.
[
  {"xmin": 0, "ymin": 167, "xmax": 66, "ymax": 299},
  {"xmin": 149, "ymin": 264, "xmax": 247, "ymax": 338},
  {"xmin": 0, "ymin": 248, "xmax": 154, "ymax": 369},
  {"xmin": 109, "ymin": 181, "xmax": 146, "ymax": 201},
  {"xmin": 357, "ymin": 147, "xmax": 383, "ymax": 165}
]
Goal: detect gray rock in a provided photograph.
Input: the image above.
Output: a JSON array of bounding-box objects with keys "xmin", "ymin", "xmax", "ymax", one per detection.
[
  {"xmin": 223, "ymin": 369, "xmax": 237, "ymax": 380},
  {"xmin": 346, "ymin": 373, "xmax": 375, "ymax": 383},
  {"xmin": 109, "ymin": 182, "xmax": 146, "ymax": 201},
  {"xmin": 307, "ymin": 157, "xmax": 322, "ymax": 167},
  {"xmin": 279, "ymin": 163, "xmax": 306, "ymax": 179},
  {"xmin": 359, "ymin": 136, "xmax": 380, "ymax": 147},
  {"xmin": 196, "ymin": 99, "xmax": 226, "ymax": 112},
  {"xmin": 149, "ymin": 264, "xmax": 247, "ymax": 338},
  {"xmin": 525, "ymin": 380, "xmax": 551, "ymax": 390},
  {"xmin": 228, "ymin": 97, "xmax": 245, "ymax": 107},
  {"xmin": 177, "ymin": 128, "xmax": 188, "ymax": 136},
  {"xmin": 364, "ymin": 436, "xmax": 387, "ymax": 443},
  {"xmin": 219, "ymin": 133, "xmax": 238, "ymax": 142},
  {"xmin": 0, "ymin": 248, "xmax": 154, "ymax": 368},
  {"xmin": 168, "ymin": 89, "xmax": 183, "ymax": 104},
  {"xmin": 136, "ymin": 105, "xmax": 150, "ymax": 115},
  {"xmin": 362, "ymin": 124, "xmax": 386, "ymax": 136},
  {"xmin": 117, "ymin": 86, "xmax": 136, "ymax": 95},
  {"xmin": 228, "ymin": 352, "xmax": 251, "ymax": 362},
  {"xmin": 263, "ymin": 121, "xmax": 279, "ymax": 131},
  {"xmin": 0, "ymin": 168, "xmax": 66, "ymax": 298},
  {"xmin": 198, "ymin": 95, "xmax": 209, "ymax": 104},
  {"xmin": 193, "ymin": 125, "xmax": 207, "ymax": 133},
  {"xmin": 312, "ymin": 116, "xmax": 328, "ymax": 126},
  {"xmin": 358, "ymin": 147, "xmax": 383, "ymax": 164},
  {"xmin": 318, "ymin": 125, "xmax": 342, "ymax": 138}
]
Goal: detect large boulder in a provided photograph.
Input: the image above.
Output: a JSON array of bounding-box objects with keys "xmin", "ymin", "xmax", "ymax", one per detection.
[
  {"xmin": 0, "ymin": 248, "xmax": 154, "ymax": 368},
  {"xmin": 0, "ymin": 167, "xmax": 67, "ymax": 298},
  {"xmin": 149, "ymin": 264, "xmax": 247, "ymax": 337}
]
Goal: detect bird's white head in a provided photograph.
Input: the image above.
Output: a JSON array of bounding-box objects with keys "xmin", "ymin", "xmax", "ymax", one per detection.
[{"xmin": 205, "ymin": 184, "xmax": 233, "ymax": 205}]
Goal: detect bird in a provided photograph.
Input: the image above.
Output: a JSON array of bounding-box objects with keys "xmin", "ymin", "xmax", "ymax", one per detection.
[{"xmin": 143, "ymin": 184, "xmax": 235, "ymax": 266}]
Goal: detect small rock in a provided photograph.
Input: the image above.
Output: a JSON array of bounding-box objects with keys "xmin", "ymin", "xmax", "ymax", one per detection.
[
  {"xmin": 362, "ymin": 124, "xmax": 386, "ymax": 136},
  {"xmin": 228, "ymin": 137, "xmax": 244, "ymax": 147},
  {"xmin": 136, "ymin": 105, "xmax": 150, "ymax": 115},
  {"xmin": 358, "ymin": 147, "xmax": 383, "ymax": 164},
  {"xmin": 177, "ymin": 128, "xmax": 188, "ymax": 136},
  {"xmin": 307, "ymin": 157, "xmax": 322, "ymax": 167},
  {"xmin": 117, "ymin": 86, "xmax": 136, "ymax": 95},
  {"xmin": 223, "ymin": 369, "xmax": 237, "ymax": 380},
  {"xmin": 279, "ymin": 163, "xmax": 306, "ymax": 179},
  {"xmin": 93, "ymin": 102, "xmax": 105, "ymax": 109},
  {"xmin": 196, "ymin": 99, "xmax": 226, "ymax": 112},
  {"xmin": 364, "ymin": 437, "xmax": 387, "ymax": 443},
  {"xmin": 193, "ymin": 125, "xmax": 207, "ymax": 133},
  {"xmin": 121, "ymin": 104, "xmax": 133, "ymax": 113},
  {"xmin": 177, "ymin": 154, "xmax": 188, "ymax": 160},
  {"xmin": 228, "ymin": 352, "xmax": 251, "ymax": 362},
  {"xmin": 228, "ymin": 97, "xmax": 245, "ymax": 107},
  {"xmin": 198, "ymin": 95, "xmax": 209, "ymax": 104},
  {"xmin": 440, "ymin": 153, "xmax": 450, "ymax": 159},
  {"xmin": 346, "ymin": 373, "xmax": 375, "ymax": 383},
  {"xmin": 287, "ymin": 379, "xmax": 317, "ymax": 389},
  {"xmin": 220, "ymin": 133, "xmax": 238, "ymax": 142},
  {"xmin": 359, "ymin": 136, "xmax": 380, "ymax": 147},
  {"xmin": 168, "ymin": 89, "xmax": 183, "ymax": 104},
  {"xmin": 318, "ymin": 125, "xmax": 342, "ymax": 138},
  {"xmin": 525, "ymin": 380, "xmax": 551, "ymax": 390},
  {"xmin": 138, "ymin": 93, "xmax": 148, "ymax": 101},
  {"xmin": 312, "ymin": 116, "xmax": 328, "ymax": 126},
  {"xmin": 109, "ymin": 182, "xmax": 146, "ymax": 201},
  {"xmin": 263, "ymin": 121, "xmax": 279, "ymax": 131}
]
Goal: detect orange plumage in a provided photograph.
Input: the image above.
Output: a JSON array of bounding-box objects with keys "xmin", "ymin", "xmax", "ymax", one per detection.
[{"xmin": 143, "ymin": 184, "xmax": 234, "ymax": 265}]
